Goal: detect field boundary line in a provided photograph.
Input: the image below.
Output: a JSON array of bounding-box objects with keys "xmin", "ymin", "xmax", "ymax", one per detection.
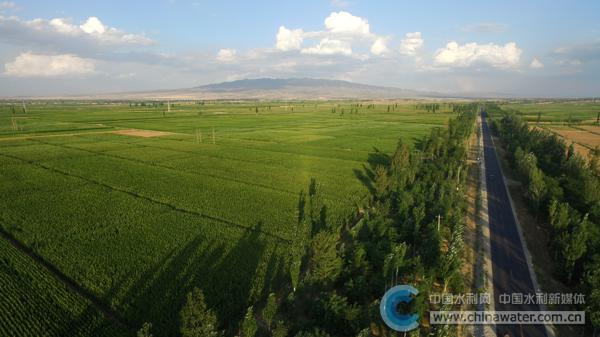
[
  {"xmin": 0, "ymin": 129, "xmax": 119, "ymax": 142},
  {"xmin": 31, "ymin": 139, "xmax": 317, "ymax": 199},
  {"xmin": 30, "ymin": 137, "xmax": 358, "ymax": 203},
  {"xmin": 0, "ymin": 152, "xmax": 291, "ymax": 244},
  {"xmin": 0, "ymin": 225, "xmax": 134, "ymax": 332},
  {"xmin": 570, "ymin": 125, "xmax": 600, "ymax": 136},
  {"xmin": 35, "ymin": 139, "xmax": 355, "ymax": 204},
  {"xmin": 537, "ymin": 125, "xmax": 594, "ymax": 151}
]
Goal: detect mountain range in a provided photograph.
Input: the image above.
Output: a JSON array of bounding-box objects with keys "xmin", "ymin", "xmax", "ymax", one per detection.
[{"xmin": 12, "ymin": 78, "xmax": 513, "ymax": 100}]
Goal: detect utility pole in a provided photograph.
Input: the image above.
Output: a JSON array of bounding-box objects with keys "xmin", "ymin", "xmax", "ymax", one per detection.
[
  {"xmin": 167, "ymin": 100, "xmax": 171, "ymax": 113},
  {"xmin": 22, "ymin": 100, "xmax": 27, "ymax": 114}
]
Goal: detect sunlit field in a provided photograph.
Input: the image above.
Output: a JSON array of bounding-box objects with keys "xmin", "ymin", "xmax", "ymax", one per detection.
[{"xmin": 0, "ymin": 101, "xmax": 454, "ymax": 335}]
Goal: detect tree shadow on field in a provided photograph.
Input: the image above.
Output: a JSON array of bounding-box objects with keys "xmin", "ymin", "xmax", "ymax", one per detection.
[
  {"xmin": 56, "ymin": 304, "xmax": 132, "ymax": 337},
  {"xmin": 367, "ymin": 147, "xmax": 390, "ymax": 167},
  {"xmin": 412, "ymin": 136, "xmax": 427, "ymax": 152},
  {"xmin": 114, "ymin": 221, "xmax": 287, "ymax": 336},
  {"xmin": 354, "ymin": 147, "xmax": 390, "ymax": 195}
]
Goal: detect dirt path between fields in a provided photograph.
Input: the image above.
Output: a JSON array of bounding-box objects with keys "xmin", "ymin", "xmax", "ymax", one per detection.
[
  {"xmin": 0, "ymin": 129, "xmax": 118, "ymax": 141},
  {"xmin": 0, "ymin": 128, "xmax": 175, "ymax": 142}
]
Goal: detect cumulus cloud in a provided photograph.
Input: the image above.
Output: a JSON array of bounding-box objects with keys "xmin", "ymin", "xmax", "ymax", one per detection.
[
  {"xmin": 0, "ymin": 15, "xmax": 154, "ymax": 46},
  {"xmin": 530, "ymin": 58, "xmax": 544, "ymax": 69},
  {"xmin": 49, "ymin": 18, "xmax": 79, "ymax": 34},
  {"xmin": 4, "ymin": 52, "xmax": 96, "ymax": 77},
  {"xmin": 370, "ymin": 37, "xmax": 389, "ymax": 56},
  {"xmin": 324, "ymin": 11, "xmax": 370, "ymax": 36},
  {"xmin": 301, "ymin": 38, "xmax": 352, "ymax": 56},
  {"xmin": 273, "ymin": 11, "xmax": 383, "ymax": 57},
  {"xmin": 80, "ymin": 17, "xmax": 107, "ymax": 34},
  {"xmin": 399, "ymin": 32, "xmax": 423, "ymax": 56},
  {"xmin": 434, "ymin": 41, "xmax": 522, "ymax": 68},
  {"xmin": 216, "ymin": 48, "xmax": 237, "ymax": 63},
  {"xmin": 276, "ymin": 26, "xmax": 304, "ymax": 51}
]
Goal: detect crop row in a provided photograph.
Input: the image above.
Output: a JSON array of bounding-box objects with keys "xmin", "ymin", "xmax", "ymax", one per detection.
[
  {"xmin": 0, "ymin": 238, "xmax": 128, "ymax": 337},
  {"xmin": 1, "ymin": 159, "xmax": 291, "ymax": 335}
]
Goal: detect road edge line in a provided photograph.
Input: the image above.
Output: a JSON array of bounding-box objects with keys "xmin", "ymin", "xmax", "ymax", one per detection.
[{"xmin": 477, "ymin": 114, "xmax": 497, "ymax": 337}]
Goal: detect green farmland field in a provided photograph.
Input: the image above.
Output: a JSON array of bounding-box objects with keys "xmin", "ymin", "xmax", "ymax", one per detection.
[
  {"xmin": 500, "ymin": 100, "xmax": 600, "ymax": 123},
  {"xmin": 0, "ymin": 101, "xmax": 453, "ymax": 335}
]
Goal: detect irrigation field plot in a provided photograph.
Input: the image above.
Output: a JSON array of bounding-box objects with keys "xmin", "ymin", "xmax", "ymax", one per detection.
[
  {"xmin": 501, "ymin": 101, "xmax": 600, "ymax": 157},
  {"xmin": 534, "ymin": 124, "xmax": 600, "ymax": 157},
  {"xmin": 0, "ymin": 101, "xmax": 453, "ymax": 335},
  {"xmin": 501, "ymin": 101, "xmax": 600, "ymax": 123}
]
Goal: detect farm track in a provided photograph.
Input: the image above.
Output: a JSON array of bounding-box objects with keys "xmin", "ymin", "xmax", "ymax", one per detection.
[
  {"xmin": 0, "ymin": 226, "xmax": 133, "ymax": 332},
  {"xmin": 30, "ymin": 138, "xmax": 350, "ymax": 204},
  {"xmin": 0, "ymin": 151, "xmax": 292, "ymax": 244},
  {"xmin": 0, "ymin": 129, "xmax": 119, "ymax": 141}
]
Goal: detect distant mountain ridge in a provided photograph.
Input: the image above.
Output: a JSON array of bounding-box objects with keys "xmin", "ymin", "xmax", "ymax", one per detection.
[
  {"xmin": 196, "ymin": 78, "xmax": 390, "ymax": 91},
  {"xmin": 13, "ymin": 77, "xmax": 514, "ymax": 100},
  {"xmin": 184, "ymin": 77, "xmax": 428, "ymax": 99}
]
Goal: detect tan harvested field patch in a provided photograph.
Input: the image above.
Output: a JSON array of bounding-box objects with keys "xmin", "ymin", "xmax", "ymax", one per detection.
[
  {"xmin": 112, "ymin": 129, "xmax": 173, "ymax": 138},
  {"xmin": 529, "ymin": 123, "xmax": 599, "ymax": 157},
  {"xmin": 572, "ymin": 143, "xmax": 591, "ymax": 157},
  {"xmin": 577, "ymin": 124, "xmax": 600, "ymax": 135},
  {"xmin": 545, "ymin": 127, "xmax": 599, "ymax": 157},
  {"xmin": 552, "ymin": 130, "xmax": 600, "ymax": 147}
]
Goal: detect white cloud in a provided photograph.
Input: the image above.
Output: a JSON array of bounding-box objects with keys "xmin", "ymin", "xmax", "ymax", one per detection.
[
  {"xmin": 216, "ymin": 48, "xmax": 237, "ymax": 62},
  {"xmin": 0, "ymin": 15, "xmax": 153, "ymax": 46},
  {"xmin": 276, "ymin": 26, "xmax": 304, "ymax": 51},
  {"xmin": 301, "ymin": 38, "xmax": 352, "ymax": 56},
  {"xmin": 4, "ymin": 53, "xmax": 96, "ymax": 77},
  {"xmin": 399, "ymin": 32, "xmax": 424, "ymax": 56},
  {"xmin": 80, "ymin": 17, "xmax": 106, "ymax": 35},
  {"xmin": 271, "ymin": 11, "xmax": 378, "ymax": 58},
  {"xmin": 324, "ymin": 11, "xmax": 370, "ymax": 36},
  {"xmin": 530, "ymin": 58, "xmax": 544, "ymax": 69},
  {"xmin": 271, "ymin": 11, "xmax": 379, "ymax": 58},
  {"xmin": 370, "ymin": 37, "xmax": 389, "ymax": 56},
  {"xmin": 434, "ymin": 41, "xmax": 522, "ymax": 69},
  {"xmin": 49, "ymin": 18, "xmax": 79, "ymax": 34}
]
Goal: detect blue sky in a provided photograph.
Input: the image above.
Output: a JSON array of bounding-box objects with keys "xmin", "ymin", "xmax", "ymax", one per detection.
[{"xmin": 1, "ymin": 0, "xmax": 599, "ymax": 96}]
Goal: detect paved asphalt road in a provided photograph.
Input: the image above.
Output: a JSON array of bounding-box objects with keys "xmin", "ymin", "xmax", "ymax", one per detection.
[{"xmin": 481, "ymin": 113, "xmax": 548, "ymax": 337}]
